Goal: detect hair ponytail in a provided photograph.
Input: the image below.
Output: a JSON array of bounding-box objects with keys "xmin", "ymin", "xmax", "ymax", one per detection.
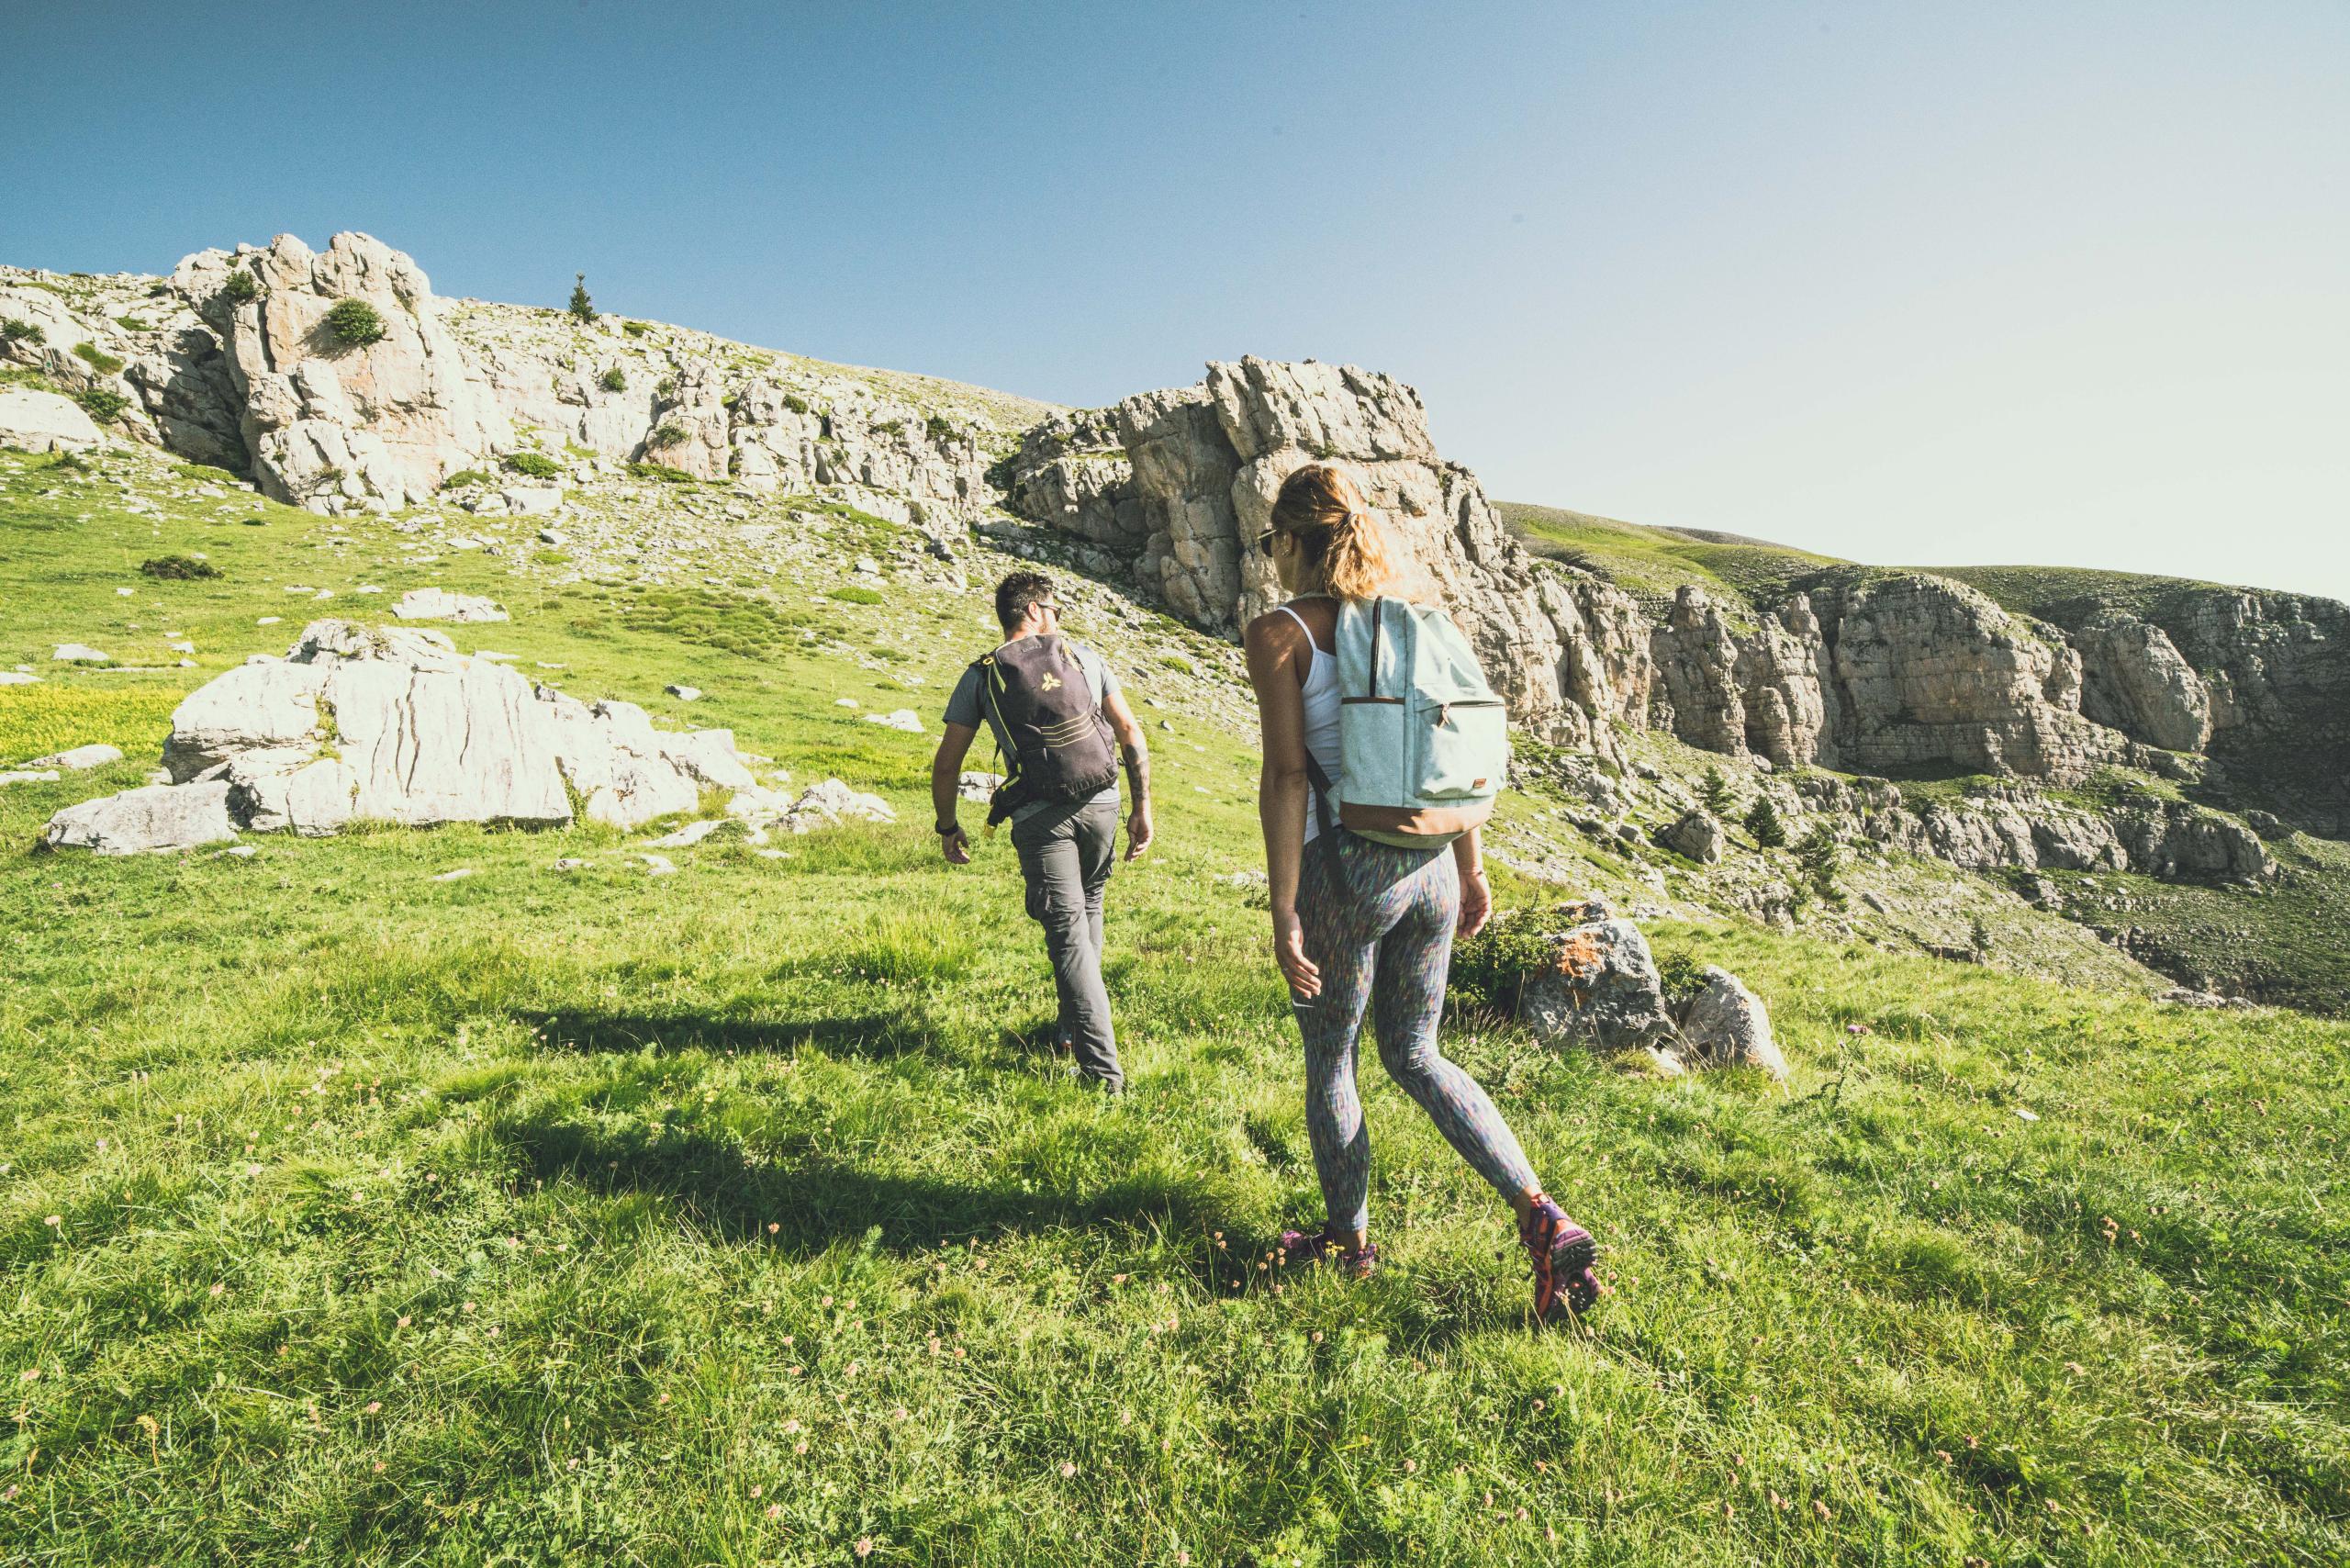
[{"xmin": 1269, "ymin": 463, "xmax": 1418, "ymax": 601}]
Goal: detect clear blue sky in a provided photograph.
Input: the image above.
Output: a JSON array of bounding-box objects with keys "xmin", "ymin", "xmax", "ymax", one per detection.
[{"xmin": 9, "ymin": 1, "xmax": 2346, "ymax": 600}]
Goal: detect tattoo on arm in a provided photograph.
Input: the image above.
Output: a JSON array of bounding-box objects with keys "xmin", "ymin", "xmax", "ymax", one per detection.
[{"xmin": 1120, "ymin": 739, "xmax": 1150, "ymax": 802}]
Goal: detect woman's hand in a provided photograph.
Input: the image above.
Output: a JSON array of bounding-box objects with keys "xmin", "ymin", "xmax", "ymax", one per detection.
[
  {"xmin": 1271, "ymin": 906, "xmax": 1321, "ymax": 1000},
  {"xmin": 1457, "ymin": 865, "xmax": 1492, "ymax": 938}
]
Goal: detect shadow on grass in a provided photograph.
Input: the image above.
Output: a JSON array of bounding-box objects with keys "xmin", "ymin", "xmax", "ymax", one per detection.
[
  {"xmin": 497, "ymin": 1114, "xmax": 1227, "ymax": 1255},
  {"xmin": 520, "ymin": 1008, "xmax": 947, "ymax": 1059}
]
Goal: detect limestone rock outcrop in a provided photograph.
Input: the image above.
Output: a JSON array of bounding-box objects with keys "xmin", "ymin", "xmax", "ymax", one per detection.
[
  {"xmin": 0, "ymin": 388, "xmax": 104, "ymax": 453},
  {"xmin": 175, "ymin": 233, "xmax": 512, "ymax": 514},
  {"xmin": 1674, "ymin": 967, "xmax": 1788, "ymax": 1080},
  {"xmin": 42, "ymin": 781, "xmax": 239, "ymax": 856},
  {"xmin": 45, "ymin": 621, "xmax": 778, "ymax": 847},
  {"xmin": 1516, "ymin": 899, "xmax": 1680, "ymax": 1051}
]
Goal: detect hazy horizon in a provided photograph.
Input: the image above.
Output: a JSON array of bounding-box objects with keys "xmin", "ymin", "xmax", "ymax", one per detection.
[{"xmin": 7, "ymin": 1, "xmax": 2344, "ymax": 602}]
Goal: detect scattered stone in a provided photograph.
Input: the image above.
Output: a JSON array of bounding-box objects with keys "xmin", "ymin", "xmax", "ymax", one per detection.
[
  {"xmin": 774, "ymin": 778, "xmax": 896, "ymax": 834},
  {"xmin": 646, "ymin": 819, "xmax": 727, "ymax": 849},
  {"xmin": 866, "ymin": 709, "xmax": 923, "ymax": 734},
  {"xmin": 218, "ymin": 844, "xmax": 258, "ymax": 858},
  {"xmin": 41, "ymin": 781, "xmax": 238, "ymax": 855},
  {"xmin": 639, "ymin": 853, "xmax": 677, "ymax": 876},
  {"xmin": 1, "ymin": 770, "xmax": 62, "ymax": 788},
  {"xmin": 0, "ymin": 672, "xmax": 39, "ymax": 687},
  {"xmin": 957, "ymin": 770, "xmax": 1004, "ymax": 801},
  {"xmin": 665, "ymin": 683, "xmax": 702, "ymax": 701},
  {"xmin": 392, "ymin": 588, "xmax": 507, "ymax": 623},
  {"xmin": 1675, "ymin": 967, "xmax": 1788, "ymax": 1080},
  {"xmin": 431, "ymin": 868, "xmax": 476, "ymax": 882},
  {"xmin": 834, "ymin": 697, "xmax": 860, "ymax": 709},
  {"xmin": 1656, "ymin": 809, "xmax": 1725, "ymax": 865},
  {"xmin": 1516, "ymin": 899, "xmax": 1679, "ymax": 1052},
  {"xmin": 24, "ymin": 745, "xmax": 123, "ymax": 771},
  {"xmin": 52, "ymin": 644, "xmax": 111, "ymax": 664}
]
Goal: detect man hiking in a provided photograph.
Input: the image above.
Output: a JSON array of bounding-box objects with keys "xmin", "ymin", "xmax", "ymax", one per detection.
[{"xmin": 931, "ymin": 571, "xmax": 1154, "ymax": 1092}]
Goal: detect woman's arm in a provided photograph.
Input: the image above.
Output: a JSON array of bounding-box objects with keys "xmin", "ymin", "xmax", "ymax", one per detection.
[
  {"xmin": 1450, "ymin": 824, "xmax": 1490, "ymax": 937},
  {"xmin": 1244, "ymin": 611, "xmax": 1322, "ymax": 999}
]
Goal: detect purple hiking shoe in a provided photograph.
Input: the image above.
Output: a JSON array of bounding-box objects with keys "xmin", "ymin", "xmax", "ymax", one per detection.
[{"xmin": 1517, "ymin": 1195, "xmax": 1600, "ymax": 1319}]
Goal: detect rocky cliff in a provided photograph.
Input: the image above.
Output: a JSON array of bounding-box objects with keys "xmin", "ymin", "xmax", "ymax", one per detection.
[{"xmin": 6, "ymin": 230, "xmax": 2343, "ymax": 842}]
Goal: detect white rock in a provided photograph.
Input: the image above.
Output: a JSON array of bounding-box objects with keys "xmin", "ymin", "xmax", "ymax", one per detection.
[
  {"xmin": 1, "ymin": 770, "xmax": 62, "ymax": 788},
  {"xmin": 0, "ymin": 388, "xmax": 105, "ymax": 452},
  {"xmin": 957, "ymin": 769, "xmax": 1004, "ymax": 801},
  {"xmin": 117, "ymin": 588, "xmax": 136, "ymax": 598},
  {"xmin": 52, "ymin": 644, "xmax": 111, "ymax": 664},
  {"xmin": 42, "ymin": 781, "xmax": 238, "ymax": 855},
  {"xmin": 639, "ymin": 853, "xmax": 677, "ymax": 876},
  {"xmin": 834, "ymin": 697, "xmax": 860, "ymax": 709},
  {"xmin": 665, "ymin": 683, "xmax": 702, "ymax": 701},
  {"xmin": 256, "ymin": 616, "xmax": 281, "ymax": 626},
  {"xmin": 392, "ymin": 588, "xmax": 508, "ymax": 623},
  {"xmin": 551, "ymin": 857, "xmax": 589, "ymax": 871},
  {"xmin": 218, "ymin": 844, "xmax": 258, "ymax": 858},
  {"xmin": 500, "ymin": 486, "xmax": 563, "ymax": 516},
  {"xmin": 23, "ymin": 745, "xmax": 123, "ymax": 770},
  {"xmin": 779, "ymin": 778, "xmax": 897, "ymax": 834},
  {"xmin": 1677, "ymin": 967, "xmax": 1788, "ymax": 1081},
  {"xmin": 431, "ymin": 868, "xmax": 476, "ymax": 881},
  {"xmin": 0, "ymin": 672, "xmax": 39, "ymax": 687},
  {"xmin": 646, "ymin": 819, "xmax": 725, "ymax": 848},
  {"xmin": 865, "ymin": 709, "xmax": 923, "ymax": 734}
]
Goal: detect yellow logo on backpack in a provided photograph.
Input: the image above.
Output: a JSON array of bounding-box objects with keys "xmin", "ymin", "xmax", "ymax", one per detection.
[{"xmin": 1039, "ymin": 673, "xmax": 1063, "ymax": 690}]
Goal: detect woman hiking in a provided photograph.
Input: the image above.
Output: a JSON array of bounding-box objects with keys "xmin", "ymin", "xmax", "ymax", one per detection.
[{"xmin": 1243, "ymin": 463, "xmax": 1601, "ymax": 1320}]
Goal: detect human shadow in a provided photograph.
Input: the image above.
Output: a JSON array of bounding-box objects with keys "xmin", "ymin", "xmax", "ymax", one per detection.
[
  {"xmin": 520, "ymin": 1008, "xmax": 946, "ymax": 1060},
  {"xmin": 496, "ymin": 1112, "xmax": 1230, "ymax": 1257}
]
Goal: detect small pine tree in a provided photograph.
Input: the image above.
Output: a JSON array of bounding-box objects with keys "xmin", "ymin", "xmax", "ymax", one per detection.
[
  {"xmin": 1697, "ymin": 765, "xmax": 1736, "ymax": 815},
  {"xmin": 219, "ymin": 268, "xmax": 261, "ymax": 305},
  {"xmin": 568, "ymin": 273, "xmax": 596, "ymax": 324},
  {"xmin": 1744, "ymin": 795, "xmax": 1787, "ymax": 849},
  {"xmin": 1795, "ymin": 823, "xmax": 1844, "ymax": 904},
  {"xmin": 1968, "ymin": 915, "xmax": 1993, "ymax": 959}
]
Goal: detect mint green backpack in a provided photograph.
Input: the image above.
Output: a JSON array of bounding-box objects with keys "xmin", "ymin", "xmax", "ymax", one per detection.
[{"xmin": 1310, "ymin": 596, "xmax": 1510, "ymax": 849}]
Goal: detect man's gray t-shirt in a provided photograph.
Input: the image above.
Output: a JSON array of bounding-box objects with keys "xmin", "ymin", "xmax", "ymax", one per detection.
[{"xmin": 945, "ymin": 637, "xmax": 1122, "ymax": 824}]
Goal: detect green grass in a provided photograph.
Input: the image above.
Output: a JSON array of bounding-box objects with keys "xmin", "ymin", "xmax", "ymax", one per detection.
[
  {"xmin": 1497, "ymin": 503, "xmax": 1842, "ymax": 615},
  {"xmin": 1, "ymin": 448, "xmax": 2345, "ymax": 1562}
]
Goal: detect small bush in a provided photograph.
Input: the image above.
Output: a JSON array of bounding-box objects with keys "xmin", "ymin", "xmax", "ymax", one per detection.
[
  {"xmin": 924, "ymin": 414, "xmax": 956, "ymax": 444},
  {"xmin": 323, "ymin": 298, "xmax": 387, "ymax": 347},
  {"xmin": 599, "ymin": 366, "xmax": 627, "ymax": 393},
  {"xmin": 782, "ymin": 393, "xmax": 811, "ymax": 416},
  {"xmin": 218, "ymin": 269, "xmax": 261, "ymax": 305},
  {"xmin": 873, "ymin": 418, "xmax": 906, "ymax": 438},
  {"xmin": 654, "ymin": 375, "xmax": 677, "ymax": 398},
  {"xmin": 1446, "ymin": 906, "xmax": 1560, "ymax": 1019},
  {"xmin": 114, "ymin": 314, "xmax": 150, "ymax": 332},
  {"xmin": 503, "ymin": 452, "xmax": 563, "ymax": 479},
  {"xmin": 621, "ymin": 320, "xmax": 651, "ymax": 338},
  {"xmin": 76, "ymin": 387, "xmax": 131, "ymax": 423},
  {"xmin": 441, "ymin": 468, "xmax": 493, "ymax": 489},
  {"xmin": 140, "ymin": 554, "xmax": 221, "ymax": 580},
  {"xmin": 1, "ymin": 319, "xmax": 44, "ymax": 344},
  {"xmin": 830, "ymin": 585, "xmax": 887, "ymax": 606},
  {"xmin": 568, "ymin": 273, "xmax": 596, "ymax": 324},
  {"xmin": 647, "ymin": 423, "xmax": 688, "ymax": 451},
  {"xmin": 628, "ymin": 460, "xmax": 696, "ymax": 484},
  {"xmin": 73, "ymin": 342, "xmax": 126, "ymax": 376}
]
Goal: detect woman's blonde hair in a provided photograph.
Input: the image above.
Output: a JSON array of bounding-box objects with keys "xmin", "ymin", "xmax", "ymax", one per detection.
[{"xmin": 1268, "ymin": 463, "xmax": 1415, "ymax": 601}]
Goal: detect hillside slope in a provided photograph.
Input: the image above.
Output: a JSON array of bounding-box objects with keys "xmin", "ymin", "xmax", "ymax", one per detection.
[{"xmin": 4, "ymin": 435, "xmax": 2346, "ymax": 1563}]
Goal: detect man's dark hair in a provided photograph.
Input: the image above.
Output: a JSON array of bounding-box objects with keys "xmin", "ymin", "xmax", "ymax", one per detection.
[{"xmin": 995, "ymin": 570, "xmax": 1058, "ymax": 634}]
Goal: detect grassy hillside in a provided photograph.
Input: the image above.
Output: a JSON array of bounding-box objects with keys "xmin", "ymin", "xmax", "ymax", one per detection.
[
  {"xmin": 4, "ymin": 449, "xmax": 2347, "ymax": 1563},
  {"xmin": 1495, "ymin": 503, "xmax": 1842, "ymax": 615}
]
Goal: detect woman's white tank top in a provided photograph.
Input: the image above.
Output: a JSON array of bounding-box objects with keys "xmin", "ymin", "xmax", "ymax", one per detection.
[{"xmin": 1277, "ymin": 603, "xmax": 1342, "ymax": 844}]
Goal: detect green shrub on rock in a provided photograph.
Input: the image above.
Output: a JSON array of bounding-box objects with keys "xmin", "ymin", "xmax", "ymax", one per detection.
[
  {"xmin": 140, "ymin": 554, "xmax": 221, "ymax": 580},
  {"xmin": 599, "ymin": 366, "xmax": 627, "ymax": 393},
  {"xmin": 440, "ymin": 469, "xmax": 493, "ymax": 489},
  {"xmin": 218, "ymin": 269, "xmax": 261, "ymax": 305},
  {"xmin": 647, "ymin": 423, "xmax": 688, "ymax": 451},
  {"xmin": 72, "ymin": 342, "xmax": 126, "ymax": 375},
  {"xmin": 627, "ymin": 460, "xmax": 696, "ymax": 484},
  {"xmin": 323, "ymin": 298, "xmax": 387, "ymax": 347},
  {"xmin": 75, "ymin": 387, "xmax": 131, "ymax": 423},
  {"xmin": 502, "ymin": 452, "xmax": 562, "ymax": 479},
  {"xmin": 1, "ymin": 319, "xmax": 44, "ymax": 344}
]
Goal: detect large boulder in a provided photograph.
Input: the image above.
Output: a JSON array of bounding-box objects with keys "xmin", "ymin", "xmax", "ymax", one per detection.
[
  {"xmin": 47, "ymin": 621, "xmax": 763, "ymax": 846},
  {"xmin": 1675, "ymin": 967, "xmax": 1788, "ymax": 1080},
  {"xmin": 0, "ymin": 388, "xmax": 105, "ymax": 453},
  {"xmin": 173, "ymin": 232, "xmax": 510, "ymax": 514},
  {"xmin": 391, "ymin": 588, "xmax": 508, "ymax": 622},
  {"xmin": 42, "ymin": 781, "xmax": 237, "ymax": 855},
  {"xmin": 1656, "ymin": 808, "xmax": 1726, "ymax": 865},
  {"xmin": 1516, "ymin": 899, "xmax": 1679, "ymax": 1051}
]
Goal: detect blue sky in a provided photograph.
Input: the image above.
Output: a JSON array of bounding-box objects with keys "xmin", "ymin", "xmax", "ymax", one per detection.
[{"xmin": 8, "ymin": 1, "xmax": 2345, "ymax": 599}]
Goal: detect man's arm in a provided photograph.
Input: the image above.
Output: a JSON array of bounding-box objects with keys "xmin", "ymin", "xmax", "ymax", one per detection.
[
  {"xmin": 1100, "ymin": 686, "xmax": 1154, "ymax": 859},
  {"xmin": 931, "ymin": 722, "xmax": 979, "ymax": 863}
]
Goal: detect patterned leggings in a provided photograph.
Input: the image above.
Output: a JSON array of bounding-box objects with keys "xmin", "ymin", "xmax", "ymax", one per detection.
[{"xmin": 1293, "ymin": 830, "xmax": 1539, "ymax": 1235}]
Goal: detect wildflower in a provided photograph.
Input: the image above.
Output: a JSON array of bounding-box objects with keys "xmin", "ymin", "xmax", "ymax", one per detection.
[
  {"xmin": 1310, "ymin": 1331, "xmax": 1323, "ymax": 1344},
  {"xmin": 1813, "ymin": 1498, "xmax": 1832, "ymax": 1520},
  {"xmin": 767, "ymin": 1223, "xmax": 778, "ymax": 1234},
  {"xmin": 658, "ymin": 1392, "xmax": 671, "ymax": 1405},
  {"xmin": 209, "ymin": 1282, "xmax": 226, "ymax": 1297},
  {"xmin": 364, "ymin": 1401, "xmax": 382, "ymax": 1414},
  {"xmin": 1059, "ymin": 1461, "xmax": 1077, "ymax": 1478},
  {"xmin": 891, "ymin": 1406, "xmax": 908, "ymax": 1421},
  {"xmin": 1531, "ymin": 1398, "xmax": 1545, "ymax": 1412},
  {"xmin": 767, "ymin": 1503, "xmax": 783, "ymax": 1518},
  {"xmin": 1112, "ymin": 1273, "xmax": 1127, "ymax": 1285},
  {"xmin": 854, "ymin": 1540, "xmax": 874, "ymax": 1558},
  {"xmin": 784, "ymin": 1419, "xmax": 801, "ymax": 1434},
  {"xmin": 750, "ymin": 1484, "xmax": 764, "ymax": 1497},
  {"xmin": 396, "ymin": 1315, "xmax": 411, "ymax": 1328},
  {"xmin": 794, "ymin": 1439, "xmax": 809, "ymax": 1454},
  {"xmin": 42, "ymin": 1215, "xmax": 60, "ymax": 1229},
  {"xmin": 1404, "ymin": 1459, "xmax": 1417, "ymax": 1473},
  {"xmin": 17, "ymin": 1369, "xmax": 39, "ymax": 1383}
]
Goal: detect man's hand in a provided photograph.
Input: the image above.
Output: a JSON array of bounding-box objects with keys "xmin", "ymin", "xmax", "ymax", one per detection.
[
  {"xmin": 1457, "ymin": 866, "xmax": 1492, "ymax": 938},
  {"xmin": 941, "ymin": 826, "xmax": 972, "ymax": 866},
  {"xmin": 1272, "ymin": 906, "xmax": 1321, "ymax": 1001},
  {"xmin": 1125, "ymin": 805, "xmax": 1154, "ymax": 860}
]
